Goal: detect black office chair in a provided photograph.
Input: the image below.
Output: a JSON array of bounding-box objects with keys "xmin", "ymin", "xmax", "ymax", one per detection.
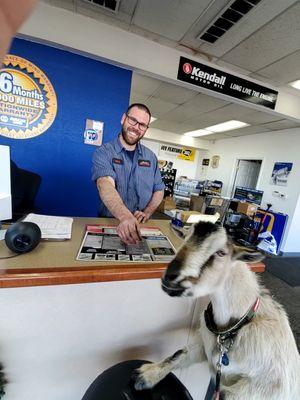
[
  {"xmin": 82, "ymin": 360, "xmax": 194, "ymax": 400},
  {"xmin": 10, "ymin": 161, "xmax": 41, "ymax": 221}
]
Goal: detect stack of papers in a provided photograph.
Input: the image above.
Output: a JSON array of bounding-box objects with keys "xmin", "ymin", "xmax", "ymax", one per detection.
[{"xmin": 23, "ymin": 213, "xmax": 73, "ymax": 240}]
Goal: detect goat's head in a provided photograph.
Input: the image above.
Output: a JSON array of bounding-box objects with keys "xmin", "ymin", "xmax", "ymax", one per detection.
[{"xmin": 162, "ymin": 221, "xmax": 264, "ymax": 298}]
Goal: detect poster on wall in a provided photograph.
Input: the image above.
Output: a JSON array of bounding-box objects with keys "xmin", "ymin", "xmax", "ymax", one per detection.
[
  {"xmin": 270, "ymin": 162, "xmax": 293, "ymax": 186},
  {"xmin": 211, "ymin": 155, "xmax": 220, "ymax": 169},
  {"xmin": 177, "ymin": 147, "xmax": 195, "ymax": 161},
  {"xmin": 159, "ymin": 144, "xmax": 195, "ymax": 161},
  {"xmin": 0, "ymin": 54, "xmax": 57, "ymax": 139},
  {"xmin": 158, "ymin": 160, "xmax": 173, "ymax": 170},
  {"xmin": 84, "ymin": 118, "xmax": 103, "ymax": 146}
]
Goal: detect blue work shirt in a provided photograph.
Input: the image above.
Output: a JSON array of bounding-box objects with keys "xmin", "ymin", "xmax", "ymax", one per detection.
[{"xmin": 92, "ymin": 136, "xmax": 165, "ymax": 217}]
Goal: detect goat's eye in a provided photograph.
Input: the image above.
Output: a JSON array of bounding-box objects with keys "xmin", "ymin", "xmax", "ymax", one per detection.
[{"xmin": 216, "ymin": 250, "xmax": 226, "ymax": 257}]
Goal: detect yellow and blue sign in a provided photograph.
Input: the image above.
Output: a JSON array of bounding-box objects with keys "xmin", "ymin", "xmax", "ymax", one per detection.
[
  {"xmin": 0, "ymin": 54, "xmax": 57, "ymax": 139},
  {"xmin": 177, "ymin": 147, "xmax": 195, "ymax": 161}
]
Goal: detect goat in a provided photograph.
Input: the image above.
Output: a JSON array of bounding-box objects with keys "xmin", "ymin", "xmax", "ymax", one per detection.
[{"xmin": 134, "ymin": 222, "xmax": 300, "ymax": 399}]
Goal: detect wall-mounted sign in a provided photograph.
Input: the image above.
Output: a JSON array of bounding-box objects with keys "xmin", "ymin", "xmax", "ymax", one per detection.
[
  {"xmin": 84, "ymin": 118, "xmax": 103, "ymax": 146},
  {"xmin": 270, "ymin": 162, "xmax": 293, "ymax": 186},
  {"xmin": 0, "ymin": 54, "xmax": 57, "ymax": 139},
  {"xmin": 159, "ymin": 144, "xmax": 182, "ymax": 157},
  {"xmin": 202, "ymin": 158, "xmax": 210, "ymax": 166},
  {"xmin": 177, "ymin": 56, "xmax": 278, "ymax": 110},
  {"xmin": 159, "ymin": 144, "xmax": 195, "ymax": 161},
  {"xmin": 177, "ymin": 147, "xmax": 195, "ymax": 161}
]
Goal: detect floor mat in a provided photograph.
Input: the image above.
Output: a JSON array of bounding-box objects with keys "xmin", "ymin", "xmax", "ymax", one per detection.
[{"xmin": 265, "ymin": 257, "xmax": 300, "ymax": 287}]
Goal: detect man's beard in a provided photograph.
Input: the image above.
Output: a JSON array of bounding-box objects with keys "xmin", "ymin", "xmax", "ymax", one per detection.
[{"xmin": 121, "ymin": 125, "xmax": 141, "ymax": 145}]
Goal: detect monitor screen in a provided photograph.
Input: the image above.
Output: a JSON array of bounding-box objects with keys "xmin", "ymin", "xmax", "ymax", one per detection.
[
  {"xmin": 233, "ymin": 186, "xmax": 263, "ymax": 205},
  {"xmin": 0, "ymin": 145, "xmax": 12, "ymax": 221}
]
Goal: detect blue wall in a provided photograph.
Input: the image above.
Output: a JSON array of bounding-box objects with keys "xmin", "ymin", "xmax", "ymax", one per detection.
[{"xmin": 0, "ymin": 38, "xmax": 132, "ymax": 217}]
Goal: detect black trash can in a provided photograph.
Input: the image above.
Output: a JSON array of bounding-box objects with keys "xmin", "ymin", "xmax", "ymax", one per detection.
[{"xmin": 82, "ymin": 360, "xmax": 193, "ymax": 400}]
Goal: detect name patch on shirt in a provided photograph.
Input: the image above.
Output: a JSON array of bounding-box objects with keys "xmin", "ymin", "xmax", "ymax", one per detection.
[
  {"xmin": 138, "ymin": 159, "xmax": 151, "ymax": 167},
  {"xmin": 113, "ymin": 158, "xmax": 123, "ymax": 165}
]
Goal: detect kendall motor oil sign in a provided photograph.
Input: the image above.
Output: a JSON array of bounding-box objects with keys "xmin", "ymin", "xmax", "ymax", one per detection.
[{"xmin": 177, "ymin": 56, "xmax": 278, "ymax": 109}]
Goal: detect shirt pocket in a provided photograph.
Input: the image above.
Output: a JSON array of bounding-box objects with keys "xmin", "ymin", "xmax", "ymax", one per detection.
[
  {"xmin": 137, "ymin": 164, "xmax": 154, "ymax": 196},
  {"xmin": 113, "ymin": 162, "xmax": 126, "ymax": 192}
]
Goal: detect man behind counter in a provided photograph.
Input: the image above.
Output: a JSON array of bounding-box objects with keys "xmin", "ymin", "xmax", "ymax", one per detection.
[{"xmin": 92, "ymin": 103, "xmax": 165, "ymax": 245}]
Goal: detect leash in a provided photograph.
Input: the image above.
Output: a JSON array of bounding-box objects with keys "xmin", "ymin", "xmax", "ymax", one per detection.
[{"xmin": 204, "ymin": 298, "xmax": 260, "ymax": 399}]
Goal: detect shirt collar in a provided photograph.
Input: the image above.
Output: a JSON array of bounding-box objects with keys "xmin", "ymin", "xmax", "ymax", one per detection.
[{"xmin": 114, "ymin": 134, "xmax": 143, "ymax": 155}]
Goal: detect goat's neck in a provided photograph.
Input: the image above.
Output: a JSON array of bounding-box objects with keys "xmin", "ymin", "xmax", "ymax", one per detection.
[{"xmin": 209, "ymin": 263, "xmax": 260, "ymax": 328}]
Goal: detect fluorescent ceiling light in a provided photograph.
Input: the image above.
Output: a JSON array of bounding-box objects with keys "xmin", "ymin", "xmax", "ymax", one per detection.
[
  {"xmin": 150, "ymin": 116, "xmax": 157, "ymax": 123},
  {"xmin": 184, "ymin": 120, "xmax": 249, "ymax": 137},
  {"xmin": 289, "ymin": 79, "xmax": 300, "ymax": 90},
  {"xmin": 205, "ymin": 120, "xmax": 250, "ymax": 132},
  {"xmin": 184, "ymin": 129, "xmax": 211, "ymax": 137}
]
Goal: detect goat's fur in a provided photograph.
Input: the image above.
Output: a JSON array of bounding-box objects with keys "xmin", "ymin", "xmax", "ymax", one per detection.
[{"xmin": 134, "ymin": 222, "xmax": 300, "ymax": 399}]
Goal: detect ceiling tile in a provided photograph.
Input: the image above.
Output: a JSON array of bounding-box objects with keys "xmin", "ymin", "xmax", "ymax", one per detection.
[
  {"xmin": 150, "ymin": 119, "xmax": 185, "ymax": 133},
  {"xmin": 199, "ymin": 133, "xmax": 230, "ymax": 140},
  {"xmin": 181, "ymin": 114, "xmax": 220, "ymax": 130},
  {"xmin": 131, "ymin": 74, "xmax": 162, "ymax": 96},
  {"xmin": 119, "ymin": 0, "xmax": 138, "ymax": 17},
  {"xmin": 254, "ymin": 50, "xmax": 300, "ymax": 84},
  {"xmin": 75, "ymin": 2, "xmax": 129, "ymax": 29},
  {"xmin": 242, "ymin": 112, "xmax": 283, "ymax": 125},
  {"xmin": 129, "ymin": 24, "xmax": 178, "ymax": 48},
  {"xmin": 179, "ymin": 0, "xmax": 231, "ymax": 51},
  {"xmin": 49, "ymin": 0, "xmax": 74, "ymax": 11},
  {"xmin": 144, "ymin": 97, "xmax": 178, "ymax": 117},
  {"xmin": 221, "ymin": 2, "xmax": 300, "ymax": 71},
  {"xmin": 198, "ymin": 0, "xmax": 298, "ymax": 58},
  {"xmin": 158, "ymin": 106, "xmax": 194, "ymax": 123},
  {"xmin": 246, "ymin": 73, "xmax": 279, "ymax": 88},
  {"xmin": 133, "ymin": 0, "xmax": 212, "ymax": 41},
  {"xmin": 160, "ymin": 94, "xmax": 229, "ymax": 122},
  {"xmin": 151, "ymin": 82, "xmax": 198, "ymax": 105},
  {"xmin": 258, "ymin": 119, "xmax": 300, "ymax": 131},
  {"xmin": 184, "ymin": 93, "xmax": 229, "ymax": 113},
  {"xmin": 129, "ymin": 91, "xmax": 150, "ymax": 104},
  {"xmin": 224, "ymin": 125, "xmax": 271, "ymax": 136},
  {"xmin": 215, "ymin": 60, "xmax": 251, "ymax": 77}
]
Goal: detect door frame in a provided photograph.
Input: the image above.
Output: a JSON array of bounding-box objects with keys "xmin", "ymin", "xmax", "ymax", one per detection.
[{"xmin": 228, "ymin": 157, "xmax": 265, "ymax": 198}]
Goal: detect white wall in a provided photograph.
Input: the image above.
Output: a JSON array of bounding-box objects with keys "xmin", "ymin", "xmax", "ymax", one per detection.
[
  {"xmin": 142, "ymin": 138, "xmax": 209, "ymax": 180},
  {"xmin": 205, "ymin": 128, "xmax": 300, "ymax": 252},
  {"xmin": 0, "ymin": 280, "xmax": 210, "ymax": 400},
  {"xmin": 283, "ymin": 194, "xmax": 300, "ymax": 253}
]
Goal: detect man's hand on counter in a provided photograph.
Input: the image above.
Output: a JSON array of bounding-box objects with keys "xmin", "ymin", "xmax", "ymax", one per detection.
[
  {"xmin": 134, "ymin": 210, "xmax": 151, "ymax": 224},
  {"xmin": 117, "ymin": 215, "xmax": 142, "ymax": 244}
]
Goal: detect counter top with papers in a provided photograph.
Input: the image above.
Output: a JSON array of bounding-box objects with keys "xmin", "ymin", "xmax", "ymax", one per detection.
[{"xmin": 0, "ymin": 217, "xmax": 265, "ymax": 288}]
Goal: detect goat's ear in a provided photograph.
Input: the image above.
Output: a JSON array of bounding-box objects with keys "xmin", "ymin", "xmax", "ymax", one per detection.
[{"xmin": 233, "ymin": 248, "xmax": 265, "ymax": 263}]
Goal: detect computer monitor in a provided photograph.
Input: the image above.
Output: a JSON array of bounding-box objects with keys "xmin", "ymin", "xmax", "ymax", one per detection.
[
  {"xmin": 233, "ymin": 186, "xmax": 264, "ymax": 205},
  {"xmin": 0, "ymin": 145, "xmax": 12, "ymax": 221}
]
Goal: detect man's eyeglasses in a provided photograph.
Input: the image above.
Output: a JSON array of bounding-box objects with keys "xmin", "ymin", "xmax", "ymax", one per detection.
[{"xmin": 126, "ymin": 114, "xmax": 149, "ymax": 132}]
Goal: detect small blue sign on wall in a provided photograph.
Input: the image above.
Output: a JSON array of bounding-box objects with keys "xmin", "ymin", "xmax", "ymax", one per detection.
[{"xmin": 0, "ymin": 38, "xmax": 132, "ymax": 217}]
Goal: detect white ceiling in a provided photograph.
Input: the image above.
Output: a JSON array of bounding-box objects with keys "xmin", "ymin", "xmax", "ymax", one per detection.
[{"xmin": 41, "ymin": 0, "xmax": 300, "ymax": 140}]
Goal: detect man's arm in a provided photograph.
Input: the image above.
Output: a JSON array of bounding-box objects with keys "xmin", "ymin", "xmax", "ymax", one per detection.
[
  {"xmin": 134, "ymin": 190, "xmax": 164, "ymax": 223},
  {"xmin": 96, "ymin": 176, "xmax": 141, "ymax": 244},
  {"xmin": 0, "ymin": 0, "xmax": 37, "ymax": 65}
]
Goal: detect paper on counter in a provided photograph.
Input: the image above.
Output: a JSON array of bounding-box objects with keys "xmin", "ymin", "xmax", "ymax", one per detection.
[
  {"xmin": 0, "ymin": 229, "xmax": 7, "ymax": 241},
  {"xmin": 23, "ymin": 213, "xmax": 73, "ymax": 239}
]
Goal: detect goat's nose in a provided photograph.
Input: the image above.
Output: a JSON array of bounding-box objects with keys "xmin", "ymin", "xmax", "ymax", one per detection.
[
  {"xmin": 164, "ymin": 259, "xmax": 182, "ymax": 282},
  {"xmin": 162, "ymin": 259, "xmax": 185, "ymax": 297},
  {"xmin": 165, "ymin": 258, "xmax": 181, "ymax": 280},
  {"xmin": 164, "ymin": 273, "xmax": 179, "ymax": 282}
]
